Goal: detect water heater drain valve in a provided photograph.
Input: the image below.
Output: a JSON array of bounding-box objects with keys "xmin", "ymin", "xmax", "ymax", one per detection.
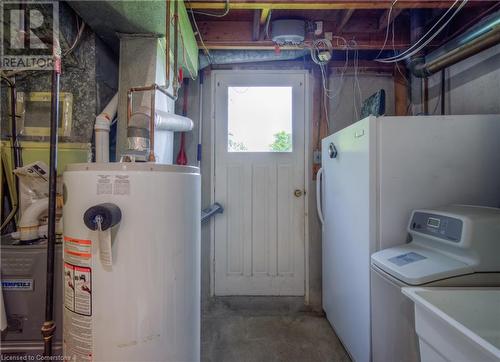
[{"xmin": 83, "ymin": 203, "xmax": 122, "ymax": 231}]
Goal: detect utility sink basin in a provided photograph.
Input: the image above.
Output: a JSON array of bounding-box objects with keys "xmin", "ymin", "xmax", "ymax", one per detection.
[{"xmin": 403, "ymin": 288, "xmax": 500, "ymax": 362}]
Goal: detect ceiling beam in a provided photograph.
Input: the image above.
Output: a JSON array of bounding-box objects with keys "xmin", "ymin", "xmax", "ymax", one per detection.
[
  {"xmin": 260, "ymin": 7, "xmax": 271, "ymax": 24},
  {"xmin": 196, "ymin": 20, "xmax": 411, "ymax": 50},
  {"xmin": 186, "ymin": 1, "xmax": 480, "ymax": 11},
  {"xmin": 337, "ymin": 9, "xmax": 355, "ymax": 32},
  {"xmin": 253, "ymin": 10, "xmax": 261, "ymax": 40},
  {"xmin": 378, "ymin": 8, "xmax": 403, "ymax": 30}
]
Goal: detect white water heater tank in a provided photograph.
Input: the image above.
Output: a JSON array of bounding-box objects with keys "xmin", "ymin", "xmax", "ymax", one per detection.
[{"xmin": 62, "ymin": 163, "xmax": 200, "ymax": 361}]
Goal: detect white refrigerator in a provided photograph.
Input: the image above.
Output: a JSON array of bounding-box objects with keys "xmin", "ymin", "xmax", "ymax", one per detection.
[{"xmin": 316, "ymin": 115, "xmax": 500, "ymax": 362}]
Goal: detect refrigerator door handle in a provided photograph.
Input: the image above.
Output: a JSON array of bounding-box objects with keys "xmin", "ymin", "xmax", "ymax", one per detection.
[{"xmin": 316, "ymin": 167, "xmax": 324, "ymax": 225}]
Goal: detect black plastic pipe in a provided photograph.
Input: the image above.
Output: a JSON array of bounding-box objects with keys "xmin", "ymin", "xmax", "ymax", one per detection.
[{"xmin": 42, "ymin": 67, "xmax": 60, "ymax": 357}]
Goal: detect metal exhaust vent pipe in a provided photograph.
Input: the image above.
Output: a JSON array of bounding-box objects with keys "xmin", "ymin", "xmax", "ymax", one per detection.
[{"xmin": 409, "ymin": 10, "xmax": 500, "ymax": 78}]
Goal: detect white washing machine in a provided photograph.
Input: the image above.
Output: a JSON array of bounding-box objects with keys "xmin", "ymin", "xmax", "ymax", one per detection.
[{"xmin": 370, "ymin": 205, "xmax": 500, "ymax": 362}]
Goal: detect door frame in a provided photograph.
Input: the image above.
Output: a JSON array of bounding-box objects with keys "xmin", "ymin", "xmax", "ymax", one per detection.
[{"xmin": 208, "ymin": 69, "xmax": 311, "ymax": 302}]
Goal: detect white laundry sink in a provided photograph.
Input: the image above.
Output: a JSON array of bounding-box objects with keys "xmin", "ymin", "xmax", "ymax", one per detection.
[{"xmin": 402, "ymin": 288, "xmax": 500, "ymax": 362}]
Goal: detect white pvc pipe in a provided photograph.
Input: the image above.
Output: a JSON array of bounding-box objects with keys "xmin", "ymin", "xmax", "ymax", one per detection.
[
  {"xmin": 95, "ymin": 93, "xmax": 118, "ymax": 163},
  {"xmin": 18, "ymin": 197, "xmax": 48, "ymax": 241}
]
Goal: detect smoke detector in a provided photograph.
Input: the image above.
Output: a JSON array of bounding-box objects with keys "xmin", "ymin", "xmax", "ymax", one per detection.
[{"xmin": 271, "ymin": 19, "xmax": 305, "ymax": 45}]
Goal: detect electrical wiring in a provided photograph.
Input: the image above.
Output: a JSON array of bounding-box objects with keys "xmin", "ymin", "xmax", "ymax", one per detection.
[
  {"xmin": 374, "ymin": 0, "xmax": 399, "ymax": 60},
  {"xmin": 351, "ymin": 40, "xmax": 363, "ymax": 120},
  {"xmin": 265, "ymin": 10, "xmax": 273, "ymax": 40},
  {"xmin": 63, "ymin": 16, "xmax": 86, "ymax": 57},
  {"xmin": 377, "ymin": 0, "xmax": 468, "ymax": 63},
  {"xmin": 378, "ymin": 0, "xmax": 461, "ymax": 61},
  {"xmin": 309, "ymin": 36, "xmax": 364, "ymax": 129},
  {"xmin": 175, "ymin": 15, "xmax": 197, "ymax": 80},
  {"xmin": 190, "ymin": 0, "xmax": 230, "ymax": 18},
  {"xmin": 188, "ymin": 6, "xmax": 214, "ymax": 64}
]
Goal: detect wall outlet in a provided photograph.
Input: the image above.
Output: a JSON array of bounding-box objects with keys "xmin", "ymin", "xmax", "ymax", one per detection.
[
  {"xmin": 314, "ymin": 21, "xmax": 323, "ymax": 35},
  {"xmin": 324, "ymin": 32, "xmax": 333, "ymax": 41},
  {"xmin": 313, "ymin": 149, "xmax": 322, "ymax": 164}
]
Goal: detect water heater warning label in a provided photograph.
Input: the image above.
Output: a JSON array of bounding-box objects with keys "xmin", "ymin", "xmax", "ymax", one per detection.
[
  {"xmin": 64, "ymin": 236, "xmax": 92, "ymax": 267},
  {"xmin": 64, "ymin": 263, "xmax": 75, "ymax": 310},
  {"xmin": 64, "ymin": 263, "xmax": 92, "ymax": 316},
  {"xmin": 64, "ymin": 308, "xmax": 93, "ymax": 361}
]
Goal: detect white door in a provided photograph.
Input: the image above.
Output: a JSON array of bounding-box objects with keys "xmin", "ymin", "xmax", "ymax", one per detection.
[{"xmin": 214, "ymin": 71, "xmax": 307, "ymax": 296}]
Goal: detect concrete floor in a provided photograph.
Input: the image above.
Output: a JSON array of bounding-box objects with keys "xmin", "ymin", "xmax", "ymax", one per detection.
[{"xmin": 202, "ymin": 297, "xmax": 351, "ymax": 362}]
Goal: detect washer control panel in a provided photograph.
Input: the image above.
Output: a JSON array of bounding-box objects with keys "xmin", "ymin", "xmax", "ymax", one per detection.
[{"xmin": 410, "ymin": 211, "xmax": 463, "ymax": 242}]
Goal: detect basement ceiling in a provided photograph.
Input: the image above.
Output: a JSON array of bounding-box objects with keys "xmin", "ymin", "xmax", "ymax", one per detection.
[{"xmin": 68, "ymin": 0, "xmax": 500, "ymax": 53}]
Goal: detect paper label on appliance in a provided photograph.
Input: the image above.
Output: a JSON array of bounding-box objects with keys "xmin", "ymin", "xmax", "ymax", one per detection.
[
  {"xmin": 97, "ymin": 221, "xmax": 112, "ymax": 268},
  {"xmin": 64, "ymin": 308, "xmax": 93, "ymax": 361},
  {"xmin": 113, "ymin": 175, "xmax": 130, "ymax": 195},
  {"xmin": 97, "ymin": 174, "xmax": 112, "ymax": 195},
  {"xmin": 64, "ymin": 263, "xmax": 75, "ymax": 311},
  {"xmin": 1, "ymin": 279, "xmax": 33, "ymax": 291},
  {"xmin": 64, "ymin": 236, "xmax": 92, "ymax": 267},
  {"xmin": 74, "ymin": 266, "xmax": 92, "ymax": 316}
]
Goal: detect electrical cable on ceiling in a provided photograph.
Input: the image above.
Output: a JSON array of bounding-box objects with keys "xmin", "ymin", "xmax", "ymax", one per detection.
[
  {"xmin": 191, "ymin": 0, "xmax": 230, "ymax": 18},
  {"xmin": 377, "ymin": 0, "xmax": 462, "ymax": 61},
  {"xmin": 265, "ymin": 10, "xmax": 273, "ymax": 40},
  {"xmin": 377, "ymin": 0, "xmax": 468, "ymax": 63},
  {"xmin": 374, "ymin": 0, "xmax": 399, "ymax": 60},
  {"xmin": 188, "ymin": 5, "xmax": 214, "ymax": 64}
]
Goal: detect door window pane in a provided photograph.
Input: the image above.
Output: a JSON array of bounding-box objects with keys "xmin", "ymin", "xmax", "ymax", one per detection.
[{"xmin": 228, "ymin": 87, "xmax": 292, "ymax": 152}]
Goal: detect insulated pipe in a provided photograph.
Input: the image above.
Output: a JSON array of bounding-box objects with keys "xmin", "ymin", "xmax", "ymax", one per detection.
[
  {"xmin": 94, "ymin": 93, "xmax": 118, "ymax": 163},
  {"xmin": 42, "ymin": 62, "xmax": 60, "ymax": 357},
  {"xmin": 155, "ymin": 109, "xmax": 193, "ymax": 131},
  {"xmin": 17, "ymin": 197, "xmax": 48, "ymax": 241}
]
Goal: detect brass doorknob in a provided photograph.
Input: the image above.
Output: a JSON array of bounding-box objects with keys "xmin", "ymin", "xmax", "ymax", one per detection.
[{"xmin": 294, "ymin": 189, "xmax": 303, "ymax": 197}]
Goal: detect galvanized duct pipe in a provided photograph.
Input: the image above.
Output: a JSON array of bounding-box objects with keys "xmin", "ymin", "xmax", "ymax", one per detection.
[
  {"xmin": 199, "ymin": 49, "xmax": 309, "ymax": 69},
  {"xmin": 409, "ymin": 10, "xmax": 500, "ymax": 78}
]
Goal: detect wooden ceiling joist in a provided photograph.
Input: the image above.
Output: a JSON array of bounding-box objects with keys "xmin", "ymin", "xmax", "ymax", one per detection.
[
  {"xmin": 336, "ymin": 9, "xmax": 355, "ymax": 32},
  {"xmin": 186, "ymin": 1, "xmax": 476, "ymax": 11},
  {"xmin": 378, "ymin": 8, "xmax": 403, "ymax": 30}
]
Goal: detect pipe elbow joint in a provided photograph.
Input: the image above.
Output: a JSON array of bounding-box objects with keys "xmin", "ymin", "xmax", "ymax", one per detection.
[
  {"xmin": 407, "ymin": 56, "xmax": 431, "ymax": 78},
  {"xmin": 18, "ymin": 197, "xmax": 49, "ymax": 241}
]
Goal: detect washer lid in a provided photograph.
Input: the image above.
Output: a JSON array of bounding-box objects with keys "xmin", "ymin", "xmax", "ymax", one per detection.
[{"xmin": 371, "ymin": 244, "xmax": 473, "ymax": 285}]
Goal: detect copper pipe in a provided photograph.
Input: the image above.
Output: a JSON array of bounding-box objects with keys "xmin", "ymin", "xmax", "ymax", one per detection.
[
  {"xmin": 173, "ymin": 0, "xmax": 180, "ymax": 97},
  {"xmin": 165, "ymin": 0, "xmax": 171, "ymax": 88},
  {"xmin": 148, "ymin": 89, "xmax": 156, "ymax": 162}
]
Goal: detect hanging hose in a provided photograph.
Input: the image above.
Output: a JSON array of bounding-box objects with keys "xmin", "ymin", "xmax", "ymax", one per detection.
[
  {"xmin": 1, "ymin": 76, "xmax": 22, "ymax": 232},
  {"xmin": 41, "ymin": 48, "xmax": 61, "ymax": 357}
]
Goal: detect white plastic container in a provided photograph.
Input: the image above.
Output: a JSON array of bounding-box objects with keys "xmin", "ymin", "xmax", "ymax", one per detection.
[
  {"xmin": 403, "ymin": 288, "xmax": 500, "ymax": 362},
  {"xmin": 63, "ymin": 163, "xmax": 200, "ymax": 362}
]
